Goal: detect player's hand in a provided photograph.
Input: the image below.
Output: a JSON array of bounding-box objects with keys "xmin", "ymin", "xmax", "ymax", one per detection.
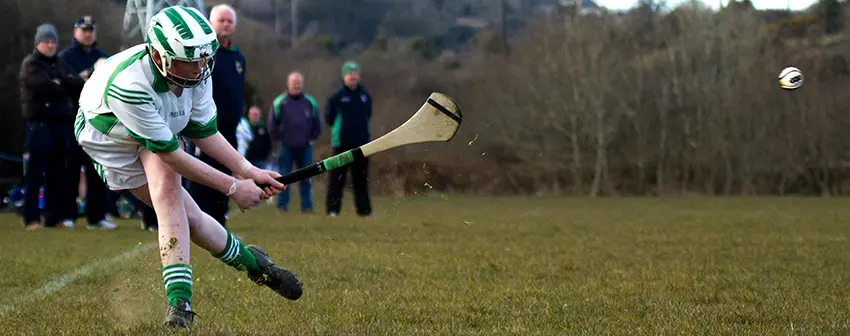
[
  {"xmin": 230, "ymin": 179, "xmax": 265, "ymax": 210},
  {"xmin": 246, "ymin": 166, "xmax": 286, "ymax": 197}
]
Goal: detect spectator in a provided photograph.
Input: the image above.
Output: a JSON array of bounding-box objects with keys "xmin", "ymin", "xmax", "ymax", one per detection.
[
  {"xmin": 189, "ymin": 4, "xmax": 246, "ymax": 228},
  {"xmin": 19, "ymin": 23, "xmax": 85, "ymax": 230},
  {"xmin": 324, "ymin": 61, "xmax": 372, "ymax": 217},
  {"xmin": 58, "ymin": 15, "xmax": 115, "ymax": 230},
  {"xmin": 268, "ymin": 72, "xmax": 320, "ymax": 213},
  {"xmin": 236, "ymin": 114, "xmax": 251, "ymax": 157},
  {"xmin": 233, "ymin": 109, "xmax": 252, "ymax": 211},
  {"xmin": 244, "ymin": 106, "xmax": 272, "ymax": 169}
]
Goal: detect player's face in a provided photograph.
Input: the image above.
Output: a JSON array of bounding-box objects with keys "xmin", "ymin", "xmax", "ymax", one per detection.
[
  {"xmin": 212, "ymin": 10, "xmax": 235, "ymax": 39},
  {"xmin": 170, "ymin": 58, "xmax": 206, "ymax": 80}
]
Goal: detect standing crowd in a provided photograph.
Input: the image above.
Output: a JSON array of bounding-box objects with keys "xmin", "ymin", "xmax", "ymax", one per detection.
[{"xmin": 19, "ymin": 4, "xmax": 375, "ymax": 231}]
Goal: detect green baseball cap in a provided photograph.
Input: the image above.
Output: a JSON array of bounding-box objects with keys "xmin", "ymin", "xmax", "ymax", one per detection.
[{"xmin": 342, "ymin": 61, "xmax": 360, "ymax": 77}]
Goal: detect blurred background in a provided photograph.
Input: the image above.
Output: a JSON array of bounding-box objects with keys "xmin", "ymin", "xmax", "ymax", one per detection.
[{"xmin": 1, "ymin": 0, "xmax": 849, "ymax": 200}]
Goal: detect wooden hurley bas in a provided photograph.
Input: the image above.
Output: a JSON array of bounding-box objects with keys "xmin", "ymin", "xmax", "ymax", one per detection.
[{"xmin": 257, "ymin": 92, "xmax": 463, "ymax": 188}]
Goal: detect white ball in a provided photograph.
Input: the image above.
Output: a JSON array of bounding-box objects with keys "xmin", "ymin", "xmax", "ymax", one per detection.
[{"xmin": 778, "ymin": 66, "xmax": 803, "ymax": 90}]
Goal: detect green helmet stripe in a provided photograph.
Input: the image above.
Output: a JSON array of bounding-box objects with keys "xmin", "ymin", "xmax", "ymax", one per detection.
[
  {"xmin": 178, "ymin": 6, "xmax": 213, "ymax": 35},
  {"xmin": 144, "ymin": 5, "xmax": 218, "ymax": 88},
  {"xmin": 152, "ymin": 25, "xmax": 175, "ymax": 55},
  {"xmin": 184, "ymin": 46, "xmax": 195, "ymax": 58},
  {"xmin": 163, "ymin": 7, "xmax": 194, "ymax": 40}
]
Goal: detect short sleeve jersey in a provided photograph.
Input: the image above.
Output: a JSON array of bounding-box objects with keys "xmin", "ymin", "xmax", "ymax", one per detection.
[{"xmin": 76, "ymin": 44, "xmax": 218, "ymax": 153}]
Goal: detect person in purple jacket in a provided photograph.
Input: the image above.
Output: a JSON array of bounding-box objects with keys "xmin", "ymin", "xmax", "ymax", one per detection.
[{"xmin": 267, "ymin": 71, "xmax": 321, "ymax": 213}]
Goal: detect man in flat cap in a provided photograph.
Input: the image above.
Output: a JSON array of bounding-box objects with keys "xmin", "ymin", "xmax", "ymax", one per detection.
[{"xmin": 58, "ymin": 15, "xmax": 116, "ymax": 230}]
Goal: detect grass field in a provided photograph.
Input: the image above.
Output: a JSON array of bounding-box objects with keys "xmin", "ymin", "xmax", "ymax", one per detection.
[{"xmin": 1, "ymin": 195, "xmax": 849, "ymax": 335}]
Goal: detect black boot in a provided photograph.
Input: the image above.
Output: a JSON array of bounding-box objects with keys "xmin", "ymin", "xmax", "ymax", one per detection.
[{"xmin": 246, "ymin": 245, "xmax": 303, "ymax": 300}]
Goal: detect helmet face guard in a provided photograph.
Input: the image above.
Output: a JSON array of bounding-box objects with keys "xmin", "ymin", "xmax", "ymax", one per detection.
[
  {"xmin": 152, "ymin": 49, "xmax": 216, "ymax": 88},
  {"xmin": 145, "ymin": 6, "xmax": 219, "ymax": 89}
]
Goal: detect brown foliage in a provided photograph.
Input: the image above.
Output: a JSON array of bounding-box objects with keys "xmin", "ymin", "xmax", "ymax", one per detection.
[
  {"xmin": 447, "ymin": 5, "xmax": 850, "ymax": 197},
  {"xmin": 3, "ymin": 1, "xmax": 850, "ymax": 196}
]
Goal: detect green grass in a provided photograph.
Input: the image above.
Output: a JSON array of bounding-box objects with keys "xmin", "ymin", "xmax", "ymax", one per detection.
[{"xmin": 1, "ymin": 196, "xmax": 850, "ymax": 335}]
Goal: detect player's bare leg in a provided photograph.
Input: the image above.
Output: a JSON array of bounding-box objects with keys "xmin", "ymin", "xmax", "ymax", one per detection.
[
  {"xmin": 132, "ymin": 149, "xmax": 303, "ymax": 328},
  {"xmin": 132, "ymin": 149, "xmax": 198, "ymax": 328}
]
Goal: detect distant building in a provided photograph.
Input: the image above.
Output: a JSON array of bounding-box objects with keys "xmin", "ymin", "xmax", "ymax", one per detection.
[
  {"xmin": 455, "ymin": 16, "xmax": 490, "ymax": 29},
  {"xmin": 561, "ymin": 0, "xmax": 603, "ymax": 15},
  {"xmin": 535, "ymin": 0, "xmax": 603, "ymax": 16}
]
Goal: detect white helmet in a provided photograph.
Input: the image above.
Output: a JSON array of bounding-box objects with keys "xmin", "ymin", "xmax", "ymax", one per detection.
[{"xmin": 145, "ymin": 5, "xmax": 218, "ymax": 88}]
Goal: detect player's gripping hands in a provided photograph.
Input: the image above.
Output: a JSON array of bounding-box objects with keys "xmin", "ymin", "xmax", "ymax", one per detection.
[{"xmin": 227, "ymin": 161, "xmax": 286, "ymax": 210}]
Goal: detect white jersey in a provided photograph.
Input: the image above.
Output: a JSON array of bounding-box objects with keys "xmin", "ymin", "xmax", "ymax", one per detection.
[
  {"xmin": 74, "ymin": 44, "xmax": 219, "ymax": 190},
  {"xmin": 76, "ymin": 44, "xmax": 218, "ymax": 153}
]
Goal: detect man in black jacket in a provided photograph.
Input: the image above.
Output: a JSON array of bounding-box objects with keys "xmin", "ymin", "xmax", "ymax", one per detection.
[
  {"xmin": 58, "ymin": 15, "xmax": 116, "ymax": 230},
  {"xmin": 19, "ymin": 24, "xmax": 85, "ymax": 230},
  {"xmin": 325, "ymin": 61, "xmax": 372, "ymax": 217}
]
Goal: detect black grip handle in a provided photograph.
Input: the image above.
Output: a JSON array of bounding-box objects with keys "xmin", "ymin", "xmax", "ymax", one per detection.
[
  {"xmin": 256, "ymin": 148, "xmax": 365, "ymax": 189},
  {"xmin": 257, "ymin": 161, "xmax": 326, "ymax": 189}
]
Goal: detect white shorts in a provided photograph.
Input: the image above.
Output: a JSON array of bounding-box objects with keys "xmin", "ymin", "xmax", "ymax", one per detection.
[{"xmin": 76, "ymin": 121, "xmax": 148, "ymax": 191}]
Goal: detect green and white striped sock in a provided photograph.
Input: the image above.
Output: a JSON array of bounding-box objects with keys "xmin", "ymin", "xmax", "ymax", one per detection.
[
  {"xmin": 212, "ymin": 231, "xmax": 260, "ymax": 273},
  {"xmin": 162, "ymin": 264, "xmax": 193, "ymax": 306}
]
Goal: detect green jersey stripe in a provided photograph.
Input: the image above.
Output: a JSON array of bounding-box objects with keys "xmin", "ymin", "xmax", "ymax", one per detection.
[
  {"xmin": 88, "ymin": 113, "xmax": 120, "ymax": 135},
  {"xmin": 103, "ymin": 48, "xmax": 147, "ymax": 109},
  {"xmin": 128, "ymin": 129, "xmax": 179, "ymax": 153},
  {"xmin": 110, "ymin": 85, "xmax": 152, "ymax": 98},
  {"xmin": 107, "ymin": 93, "xmax": 153, "ymax": 106},
  {"xmin": 74, "ymin": 109, "xmax": 86, "ymax": 139},
  {"xmin": 180, "ymin": 115, "xmax": 218, "ymax": 139},
  {"xmin": 90, "ymin": 158, "xmax": 106, "ymax": 182},
  {"xmin": 108, "ymin": 87, "xmax": 153, "ymax": 103}
]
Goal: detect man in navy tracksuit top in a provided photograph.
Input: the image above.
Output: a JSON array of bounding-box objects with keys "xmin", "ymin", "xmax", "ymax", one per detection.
[
  {"xmin": 57, "ymin": 15, "xmax": 115, "ymax": 230},
  {"xmin": 267, "ymin": 72, "xmax": 321, "ymax": 213},
  {"xmin": 325, "ymin": 61, "xmax": 372, "ymax": 217},
  {"xmin": 189, "ymin": 4, "xmax": 246, "ymax": 227}
]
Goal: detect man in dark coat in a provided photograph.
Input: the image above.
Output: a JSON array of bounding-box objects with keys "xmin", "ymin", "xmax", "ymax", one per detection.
[{"xmin": 19, "ymin": 23, "xmax": 85, "ymax": 230}]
